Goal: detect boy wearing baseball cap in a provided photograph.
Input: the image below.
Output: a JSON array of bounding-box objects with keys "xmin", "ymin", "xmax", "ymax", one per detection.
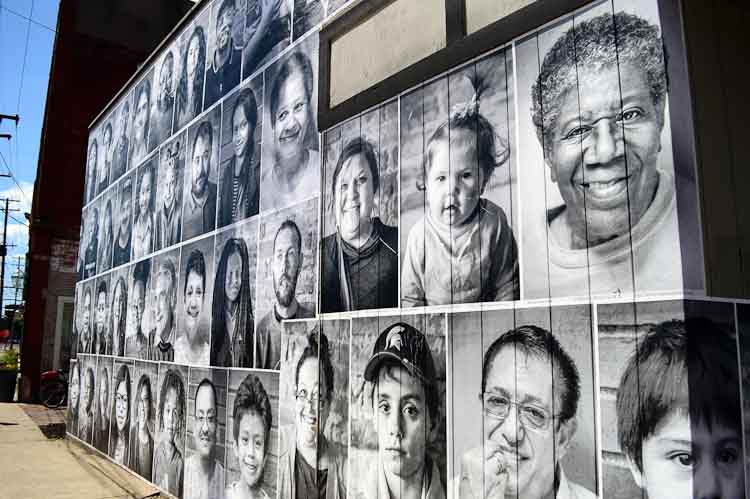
[{"xmin": 361, "ymin": 322, "xmax": 445, "ymax": 499}]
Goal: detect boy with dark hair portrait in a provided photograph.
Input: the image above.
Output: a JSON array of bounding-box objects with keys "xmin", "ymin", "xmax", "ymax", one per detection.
[
  {"xmin": 205, "ymin": 0, "xmax": 242, "ymax": 109},
  {"xmin": 361, "ymin": 322, "xmax": 445, "ymax": 499},
  {"xmin": 617, "ymin": 318, "xmax": 745, "ymax": 499}
]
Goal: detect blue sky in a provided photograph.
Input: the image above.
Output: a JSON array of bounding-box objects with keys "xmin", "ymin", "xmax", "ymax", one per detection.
[{"xmin": 0, "ymin": 0, "xmax": 60, "ymax": 307}]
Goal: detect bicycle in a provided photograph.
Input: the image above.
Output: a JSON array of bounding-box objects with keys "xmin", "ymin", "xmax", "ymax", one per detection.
[{"xmin": 40, "ymin": 369, "xmax": 68, "ymax": 408}]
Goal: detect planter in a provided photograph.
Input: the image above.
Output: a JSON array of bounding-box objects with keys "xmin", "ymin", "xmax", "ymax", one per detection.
[{"xmin": 0, "ymin": 369, "xmax": 17, "ymax": 402}]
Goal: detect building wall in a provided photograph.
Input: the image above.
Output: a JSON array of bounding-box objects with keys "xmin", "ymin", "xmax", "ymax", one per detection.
[
  {"xmin": 64, "ymin": 1, "xmax": 750, "ymax": 499},
  {"xmin": 22, "ymin": 0, "xmax": 193, "ymax": 401}
]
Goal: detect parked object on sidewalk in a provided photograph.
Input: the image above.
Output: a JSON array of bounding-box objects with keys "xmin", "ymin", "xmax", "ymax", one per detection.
[
  {"xmin": 0, "ymin": 349, "xmax": 18, "ymax": 402},
  {"xmin": 40, "ymin": 369, "xmax": 68, "ymax": 408}
]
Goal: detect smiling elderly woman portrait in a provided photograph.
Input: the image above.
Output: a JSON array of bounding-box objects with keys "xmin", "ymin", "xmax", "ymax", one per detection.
[
  {"xmin": 524, "ymin": 11, "xmax": 684, "ymax": 298},
  {"xmin": 320, "ymin": 137, "xmax": 398, "ymax": 312}
]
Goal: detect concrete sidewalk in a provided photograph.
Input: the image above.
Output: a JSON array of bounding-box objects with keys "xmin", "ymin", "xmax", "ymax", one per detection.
[{"xmin": 0, "ymin": 403, "xmax": 162, "ymax": 499}]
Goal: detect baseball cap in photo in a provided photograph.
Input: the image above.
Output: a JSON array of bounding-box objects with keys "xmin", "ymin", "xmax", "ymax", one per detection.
[{"xmin": 364, "ymin": 322, "xmax": 436, "ymax": 385}]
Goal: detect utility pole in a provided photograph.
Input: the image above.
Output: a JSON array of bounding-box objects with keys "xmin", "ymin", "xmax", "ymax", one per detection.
[
  {"xmin": 6, "ymin": 256, "xmax": 25, "ymax": 345},
  {"xmin": 0, "ymin": 199, "xmax": 20, "ymax": 311}
]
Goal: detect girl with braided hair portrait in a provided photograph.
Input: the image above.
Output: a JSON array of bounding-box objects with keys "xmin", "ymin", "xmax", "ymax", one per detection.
[
  {"xmin": 212, "ymin": 237, "xmax": 255, "ymax": 367},
  {"xmin": 401, "ymin": 72, "xmax": 519, "ymax": 307}
]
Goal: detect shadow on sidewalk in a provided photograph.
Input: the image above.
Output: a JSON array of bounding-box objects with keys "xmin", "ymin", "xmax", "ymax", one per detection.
[{"xmin": 65, "ymin": 435, "xmax": 165, "ymax": 499}]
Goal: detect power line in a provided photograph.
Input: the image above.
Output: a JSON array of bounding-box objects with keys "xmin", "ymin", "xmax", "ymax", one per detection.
[
  {"xmin": 15, "ymin": 0, "xmax": 34, "ymax": 113},
  {"xmin": 0, "ymin": 149, "xmax": 31, "ymax": 204},
  {"xmin": 8, "ymin": 214, "xmax": 28, "ymax": 228},
  {"xmin": 0, "ymin": 3, "xmax": 55, "ymax": 33}
]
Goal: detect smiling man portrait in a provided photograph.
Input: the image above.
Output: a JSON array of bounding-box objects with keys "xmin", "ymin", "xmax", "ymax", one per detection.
[
  {"xmin": 185, "ymin": 378, "xmax": 226, "ymax": 499},
  {"xmin": 458, "ymin": 325, "xmax": 595, "ymax": 499}
]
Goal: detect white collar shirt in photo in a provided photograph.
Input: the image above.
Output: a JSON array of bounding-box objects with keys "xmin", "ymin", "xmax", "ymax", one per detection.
[
  {"xmin": 525, "ymin": 169, "xmax": 684, "ymax": 300},
  {"xmin": 261, "ymin": 148, "xmax": 319, "ymax": 211}
]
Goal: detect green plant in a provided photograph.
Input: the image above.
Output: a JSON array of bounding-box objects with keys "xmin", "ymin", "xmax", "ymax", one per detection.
[{"xmin": 0, "ymin": 349, "xmax": 18, "ymax": 370}]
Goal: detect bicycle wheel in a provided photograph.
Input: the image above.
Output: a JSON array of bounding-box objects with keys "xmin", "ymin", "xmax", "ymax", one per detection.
[{"xmin": 41, "ymin": 381, "xmax": 65, "ymax": 408}]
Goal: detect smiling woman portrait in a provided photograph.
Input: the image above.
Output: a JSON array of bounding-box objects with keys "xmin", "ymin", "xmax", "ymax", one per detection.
[
  {"xmin": 519, "ymin": 8, "xmax": 689, "ymax": 299},
  {"xmin": 320, "ymin": 137, "xmax": 398, "ymax": 312},
  {"xmin": 261, "ymin": 43, "xmax": 319, "ymax": 212}
]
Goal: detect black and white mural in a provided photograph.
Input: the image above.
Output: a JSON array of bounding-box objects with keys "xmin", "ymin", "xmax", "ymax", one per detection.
[{"xmin": 70, "ymin": 1, "xmax": 728, "ymax": 499}]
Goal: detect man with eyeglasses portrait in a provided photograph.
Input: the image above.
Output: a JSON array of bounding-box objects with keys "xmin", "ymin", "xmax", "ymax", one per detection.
[
  {"xmin": 185, "ymin": 378, "xmax": 225, "ymax": 499},
  {"xmin": 458, "ymin": 325, "xmax": 596, "ymax": 499}
]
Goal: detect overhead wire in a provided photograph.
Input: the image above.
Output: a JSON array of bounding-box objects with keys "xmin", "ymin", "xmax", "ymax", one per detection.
[
  {"xmin": 0, "ymin": 149, "xmax": 32, "ymax": 204},
  {"xmin": 0, "ymin": 2, "xmax": 53, "ymax": 33}
]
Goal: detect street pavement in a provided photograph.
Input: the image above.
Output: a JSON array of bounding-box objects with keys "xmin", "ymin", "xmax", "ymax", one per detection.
[{"xmin": 0, "ymin": 403, "xmax": 162, "ymax": 498}]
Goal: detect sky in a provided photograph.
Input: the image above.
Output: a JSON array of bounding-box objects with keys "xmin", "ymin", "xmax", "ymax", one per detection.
[{"xmin": 0, "ymin": 0, "xmax": 60, "ymax": 308}]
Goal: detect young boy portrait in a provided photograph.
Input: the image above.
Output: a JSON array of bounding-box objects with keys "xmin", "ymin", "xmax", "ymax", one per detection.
[
  {"xmin": 617, "ymin": 318, "xmax": 745, "ymax": 499},
  {"xmin": 361, "ymin": 322, "xmax": 445, "ymax": 499}
]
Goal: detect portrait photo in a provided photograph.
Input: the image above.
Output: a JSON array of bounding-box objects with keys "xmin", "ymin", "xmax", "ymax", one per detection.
[
  {"xmin": 93, "ymin": 272, "xmax": 113, "ymax": 355},
  {"xmin": 72, "ymin": 283, "xmax": 84, "ymax": 358},
  {"xmin": 77, "ymin": 354, "xmax": 98, "ymax": 445},
  {"xmin": 83, "ymin": 199, "xmax": 100, "ymax": 279},
  {"xmin": 94, "ymin": 356, "xmax": 114, "ymax": 454},
  {"xmin": 85, "ymin": 131, "xmax": 100, "ymax": 205},
  {"xmin": 133, "ymin": 156, "xmax": 157, "ymax": 259},
  {"xmin": 185, "ymin": 367, "xmax": 228, "ymax": 499},
  {"xmin": 77, "ymin": 215, "xmax": 87, "ymax": 282},
  {"xmin": 211, "ymin": 217, "xmax": 258, "ymax": 368},
  {"xmin": 218, "ymin": 76, "xmax": 263, "ymax": 229},
  {"xmin": 148, "ymin": 248, "xmax": 182, "ymax": 362},
  {"xmin": 98, "ymin": 117, "xmax": 114, "ymax": 197},
  {"xmin": 225, "ymin": 368, "xmax": 279, "ymax": 499},
  {"xmin": 399, "ymin": 46, "xmax": 519, "ymax": 308},
  {"xmin": 450, "ymin": 305, "xmax": 597, "ymax": 499},
  {"xmin": 277, "ymin": 318, "xmax": 349, "ymax": 499},
  {"xmin": 67, "ymin": 359, "xmax": 80, "ymax": 436},
  {"xmin": 125, "ymin": 258, "xmax": 151, "ymax": 360},
  {"xmin": 737, "ymin": 303, "xmax": 750, "ymax": 499},
  {"xmin": 184, "ymin": 106, "xmax": 221, "ymax": 241},
  {"xmin": 174, "ymin": 9, "xmax": 210, "ymax": 133},
  {"xmin": 109, "ymin": 358, "xmax": 135, "ymax": 466},
  {"xmin": 598, "ymin": 299, "xmax": 744, "ymax": 499},
  {"xmin": 242, "ymin": 0, "xmax": 291, "ymax": 80},
  {"xmin": 149, "ymin": 45, "xmax": 177, "ymax": 150},
  {"xmin": 320, "ymin": 100, "xmax": 399, "ymax": 313},
  {"xmin": 155, "ymin": 131, "xmax": 186, "ymax": 251},
  {"xmin": 292, "ymin": 0, "xmax": 323, "ymax": 41},
  {"xmin": 97, "ymin": 188, "xmax": 116, "ymax": 273},
  {"xmin": 349, "ymin": 314, "xmax": 447, "ymax": 499},
  {"xmin": 256, "ymin": 198, "xmax": 318, "ymax": 370},
  {"xmin": 176, "ymin": 234, "xmax": 216, "ymax": 366},
  {"xmin": 110, "ymin": 91, "xmax": 133, "ymax": 183},
  {"xmin": 516, "ymin": 0, "xmax": 704, "ymax": 300},
  {"xmin": 130, "ymin": 68, "xmax": 155, "ymax": 169},
  {"xmin": 77, "ymin": 280, "xmax": 95, "ymax": 355},
  {"xmin": 130, "ymin": 360, "xmax": 159, "ymax": 481},
  {"xmin": 153, "ymin": 363, "xmax": 189, "ymax": 498},
  {"xmin": 205, "ymin": 0, "xmax": 245, "ymax": 110},
  {"xmin": 109, "ymin": 265, "xmax": 130, "ymax": 357},
  {"xmin": 260, "ymin": 33, "xmax": 319, "ymax": 212},
  {"xmin": 113, "ymin": 172, "xmax": 135, "ymax": 268}
]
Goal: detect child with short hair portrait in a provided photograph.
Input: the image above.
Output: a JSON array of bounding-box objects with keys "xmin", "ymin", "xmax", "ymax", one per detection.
[{"xmin": 401, "ymin": 74, "xmax": 518, "ymax": 306}]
